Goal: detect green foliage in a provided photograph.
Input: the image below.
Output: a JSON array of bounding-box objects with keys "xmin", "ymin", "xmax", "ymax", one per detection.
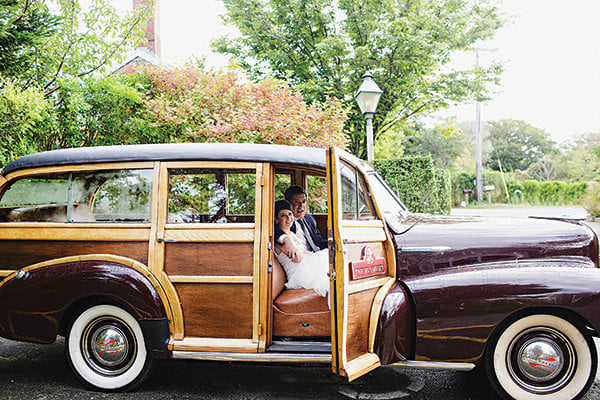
[
  {"xmin": 504, "ymin": 180, "xmax": 586, "ymax": 205},
  {"xmin": 451, "ymin": 169, "xmax": 506, "ymax": 205},
  {"xmin": 486, "ymin": 119, "xmax": 557, "ymax": 172},
  {"xmin": 0, "ymin": 79, "xmax": 56, "ymax": 166},
  {"xmin": 583, "ymin": 182, "xmax": 600, "ymax": 218},
  {"xmin": 215, "ymin": 0, "xmax": 504, "ymax": 158},
  {"xmin": 403, "ymin": 122, "xmax": 468, "ymax": 168},
  {"xmin": 374, "ymin": 156, "xmax": 451, "ymax": 214},
  {"xmin": 0, "ymin": 0, "xmax": 151, "ymax": 95},
  {"xmin": 0, "ymin": 64, "xmax": 348, "ymax": 166},
  {"xmin": 77, "ymin": 75, "xmax": 161, "ymax": 146},
  {"xmin": 555, "ymin": 133, "xmax": 600, "ymax": 182},
  {"xmin": 0, "ymin": 0, "xmax": 60, "ymax": 84},
  {"xmin": 135, "ymin": 65, "xmax": 347, "ymax": 148},
  {"xmin": 451, "ymin": 168, "xmax": 588, "ymax": 206}
]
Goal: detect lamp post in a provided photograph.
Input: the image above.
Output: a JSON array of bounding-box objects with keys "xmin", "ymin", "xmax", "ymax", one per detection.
[{"xmin": 354, "ymin": 71, "xmax": 383, "ymax": 165}]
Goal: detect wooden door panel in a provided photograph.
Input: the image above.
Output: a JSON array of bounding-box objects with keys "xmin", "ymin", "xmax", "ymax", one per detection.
[
  {"xmin": 164, "ymin": 242, "xmax": 254, "ymax": 276},
  {"xmin": 175, "ymin": 283, "xmax": 253, "ymax": 338}
]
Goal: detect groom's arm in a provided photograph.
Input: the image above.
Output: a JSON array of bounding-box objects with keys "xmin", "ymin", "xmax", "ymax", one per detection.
[
  {"xmin": 274, "ymin": 223, "xmax": 302, "ymax": 262},
  {"xmin": 305, "ymin": 214, "xmax": 328, "ymax": 250}
]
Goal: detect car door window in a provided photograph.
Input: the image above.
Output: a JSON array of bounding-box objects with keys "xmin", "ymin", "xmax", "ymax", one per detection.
[
  {"xmin": 306, "ymin": 174, "xmax": 328, "ymax": 214},
  {"xmin": 168, "ymin": 168, "xmax": 256, "ymax": 223},
  {"xmin": 339, "ymin": 161, "xmax": 376, "ymax": 221}
]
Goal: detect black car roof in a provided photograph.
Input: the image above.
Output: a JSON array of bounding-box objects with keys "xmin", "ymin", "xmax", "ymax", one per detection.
[{"xmin": 1, "ymin": 143, "xmax": 328, "ymax": 176}]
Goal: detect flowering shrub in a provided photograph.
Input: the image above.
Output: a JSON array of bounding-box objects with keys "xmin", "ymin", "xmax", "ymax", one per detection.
[{"xmin": 131, "ymin": 65, "xmax": 347, "ymax": 148}]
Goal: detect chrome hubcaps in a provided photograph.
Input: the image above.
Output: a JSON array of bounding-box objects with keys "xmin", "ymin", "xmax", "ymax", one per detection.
[
  {"xmin": 517, "ymin": 338, "xmax": 564, "ymax": 381},
  {"xmin": 82, "ymin": 317, "xmax": 136, "ymax": 376},
  {"xmin": 91, "ymin": 326, "xmax": 129, "ymax": 367},
  {"xmin": 507, "ymin": 326, "xmax": 575, "ymax": 394}
]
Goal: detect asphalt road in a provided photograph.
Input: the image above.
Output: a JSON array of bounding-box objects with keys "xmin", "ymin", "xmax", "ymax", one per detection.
[
  {"xmin": 1, "ymin": 336, "xmax": 599, "ymax": 399},
  {"xmin": 2, "ymin": 206, "xmax": 600, "ymax": 399}
]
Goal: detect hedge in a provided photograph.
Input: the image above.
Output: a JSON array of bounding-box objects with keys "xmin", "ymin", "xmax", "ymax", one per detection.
[
  {"xmin": 506, "ymin": 180, "xmax": 588, "ymax": 205},
  {"xmin": 451, "ymin": 171, "xmax": 588, "ymax": 206},
  {"xmin": 374, "ymin": 156, "xmax": 451, "ymax": 214}
]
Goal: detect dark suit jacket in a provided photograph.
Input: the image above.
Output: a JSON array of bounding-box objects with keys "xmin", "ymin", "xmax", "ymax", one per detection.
[{"xmin": 274, "ymin": 213, "xmax": 327, "ymax": 251}]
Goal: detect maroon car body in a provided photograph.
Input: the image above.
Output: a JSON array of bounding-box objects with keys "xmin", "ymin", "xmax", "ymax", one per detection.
[{"xmin": 0, "ymin": 143, "xmax": 598, "ymax": 399}]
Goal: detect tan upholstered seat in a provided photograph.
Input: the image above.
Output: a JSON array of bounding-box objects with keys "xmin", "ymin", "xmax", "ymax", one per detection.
[
  {"xmin": 272, "ymin": 256, "xmax": 330, "ymax": 337},
  {"xmin": 8, "ymin": 204, "xmax": 96, "ymax": 222}
]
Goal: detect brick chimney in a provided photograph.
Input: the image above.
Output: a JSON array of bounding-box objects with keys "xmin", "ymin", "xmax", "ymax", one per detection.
[{"xmin": 133, "ymin": 0, "xmax": 161, "ymax": 58}]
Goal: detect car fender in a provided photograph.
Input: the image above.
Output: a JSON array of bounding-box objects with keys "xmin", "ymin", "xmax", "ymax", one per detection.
[
  {"xmin": 0, "ymin": 254, "xmax": 170, "ymax": 357},
  {"xmin": 372, "ymin": 282, "xmax": 415, "ymax": 365},
  {"xmin": 402, "ymin": 257, "xmax": 600, "ymax": 364}
]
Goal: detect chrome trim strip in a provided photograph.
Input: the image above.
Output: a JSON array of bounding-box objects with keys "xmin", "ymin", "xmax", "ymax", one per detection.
[
  {"xmin": 400, "ymin": 246, "xmax": 451, "ymax": 253},
  {"xmin": 172, "ymin": 351, "xmax": 331, "ymax": 363},
  {"xmin": 389, "ymin": 360, "xmax": 475, "ymax": 371}
]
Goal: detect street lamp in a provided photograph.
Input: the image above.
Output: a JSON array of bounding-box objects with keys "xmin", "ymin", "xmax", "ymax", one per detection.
[{"xmin": 354, "ymin": 71, "xmax": 383, "ymax": 165}]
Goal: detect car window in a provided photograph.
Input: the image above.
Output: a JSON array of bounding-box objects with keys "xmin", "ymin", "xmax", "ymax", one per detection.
[
  {"xmin": 0, "ymin": 169, "xmax": 153, "ymax": 223},
  {"xmin": 306, "ymin": 174, "xmax": 327, "ymax": 214},
  {"xmin": 339, "ymin": 161, "xmax": 376, "ymax": 221},
  {"xmin": 274, "ymin": 171, "xmax": 291, "ymax": 202},
  {"xmin": 168, "ymin": 168, "xmax": 256, "ymax": 223},
  {"xmin": 366, "ymin": 173, "xmax": 407, "ymax": 231}
]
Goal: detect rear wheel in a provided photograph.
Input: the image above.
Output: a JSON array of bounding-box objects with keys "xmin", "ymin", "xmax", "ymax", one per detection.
[
  {"xmin": 486, "ymin": 314, "xmax": 596, "ymax": 400},
  {"xmin": 66, "ymin": 304, "xmax": 154, "ymax": 391}
]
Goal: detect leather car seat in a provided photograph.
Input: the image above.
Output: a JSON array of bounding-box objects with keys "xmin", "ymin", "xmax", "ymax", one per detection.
[{"xmin": 272, "ymin": 257, "xmax": 330, "ymax": 337}]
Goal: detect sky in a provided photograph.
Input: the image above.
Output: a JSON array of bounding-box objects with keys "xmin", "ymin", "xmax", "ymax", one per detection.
[{"xmin": 123, "ymin": 0, "xmax": 600, "ymax": 144}]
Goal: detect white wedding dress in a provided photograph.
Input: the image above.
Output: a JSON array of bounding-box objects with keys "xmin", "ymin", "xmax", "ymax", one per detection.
[{"xmin": 275, "ymin": 231, "xmax": 330, "ymax": 298}]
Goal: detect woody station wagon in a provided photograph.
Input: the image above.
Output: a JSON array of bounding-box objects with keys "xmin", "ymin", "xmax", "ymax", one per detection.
[{"xmin": 0, "ymin": 143, "xmax": 599, "ymax": 399}]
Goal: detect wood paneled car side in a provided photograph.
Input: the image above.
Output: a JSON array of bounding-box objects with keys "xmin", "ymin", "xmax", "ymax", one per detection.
[{"xmin": 0, "ymin": 143, "xmax": 599, "ymax": 399}]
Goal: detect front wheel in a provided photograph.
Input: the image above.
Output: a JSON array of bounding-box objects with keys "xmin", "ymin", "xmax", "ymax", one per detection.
[
  {"xmin": 66, "ymin": 304, "xmax": 154, "ymax": 391},
  {"xmin": 486, "ymin": 314, "xmax": 597, "ymax": 400}
]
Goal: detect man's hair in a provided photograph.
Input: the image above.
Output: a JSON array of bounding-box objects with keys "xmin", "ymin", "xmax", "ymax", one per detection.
[{"xmin": 284, "ymin": 185, "xmax": 307, "ymax": 202}]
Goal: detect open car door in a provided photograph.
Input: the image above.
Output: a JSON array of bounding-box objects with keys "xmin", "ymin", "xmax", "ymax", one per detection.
[{"xmin": 326, "ymin": 147, "xmax": 397, "ymax": 381}]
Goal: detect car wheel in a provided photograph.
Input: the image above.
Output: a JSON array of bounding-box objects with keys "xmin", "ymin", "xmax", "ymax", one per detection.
[
  {"xmin": 66, "ymin": 304, "xmax": 154, "ymax": 391},
  {"xmin": 486, "ymin": 314, "xmax": 597, "ymax": 400}
]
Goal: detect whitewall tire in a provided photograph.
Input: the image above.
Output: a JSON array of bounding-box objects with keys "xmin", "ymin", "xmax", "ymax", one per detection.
[
  {"xmin": 486, "ymin": 314, "xmax": 596, "ymax": 400},
  {"xmin": 66, "ymin": 304, "xmax": 154, "ymax": 391}
]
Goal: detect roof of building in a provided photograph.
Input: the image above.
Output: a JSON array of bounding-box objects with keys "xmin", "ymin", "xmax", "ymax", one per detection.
[{"xmin": 1, "ymin": 143, "xmax": 329, "ymax": 176}]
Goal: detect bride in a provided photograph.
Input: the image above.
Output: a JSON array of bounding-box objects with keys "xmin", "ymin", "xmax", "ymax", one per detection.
[{"xmin": 273, "ymin": 200, "xmax": 330, "ymax": 299}]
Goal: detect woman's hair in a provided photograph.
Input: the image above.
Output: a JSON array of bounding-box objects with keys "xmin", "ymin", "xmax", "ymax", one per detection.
[{"xmin": 275, "ymin": 199, "xmax": 293, "ymax": 218}]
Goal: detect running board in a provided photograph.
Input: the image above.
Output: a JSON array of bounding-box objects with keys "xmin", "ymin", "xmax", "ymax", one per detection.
[
  {"xmin": 389, "ymin": 360, "xmax": 475, "ymax": 371},
  {"xmin": 172, "ymin": 351, "xmax": 331, "ymax": 363},
  {"xmin": 268, "ymin": 340, "xmax": 331, "ymax": 353}
]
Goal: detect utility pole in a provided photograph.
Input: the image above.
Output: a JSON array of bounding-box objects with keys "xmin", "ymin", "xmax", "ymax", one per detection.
[{"xmin": 473, "ymin": 47, "xmax": 497, "ymax": 202}]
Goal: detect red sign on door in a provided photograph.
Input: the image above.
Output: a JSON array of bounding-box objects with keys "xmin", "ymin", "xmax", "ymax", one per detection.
[{"xmin": 350, "ymin": 246, "xmax": 386, "ymax": 279}]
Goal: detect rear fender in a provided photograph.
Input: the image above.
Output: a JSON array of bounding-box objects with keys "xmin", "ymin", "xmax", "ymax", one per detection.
[{"xmin": 0, "ymin": 255, "xmax": 169, "ymax": 349}]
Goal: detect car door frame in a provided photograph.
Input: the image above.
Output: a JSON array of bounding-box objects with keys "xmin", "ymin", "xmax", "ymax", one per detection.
[{"xmin": 327, "ymin": 147, "xmax": 397, "ymax": 381}]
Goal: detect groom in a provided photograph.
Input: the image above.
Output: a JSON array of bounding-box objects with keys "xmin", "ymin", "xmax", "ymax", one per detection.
[{"xmin": 275, "ymin": 185, "xmax": 327, "ymax": 262}]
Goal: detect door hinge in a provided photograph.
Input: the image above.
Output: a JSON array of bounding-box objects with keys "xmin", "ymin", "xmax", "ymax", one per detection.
[
  {"xmin": 267, "ymin": 242, "xmax": 272, "ymax": 251},
  {"xmin": 257, "ymin": 323, "xmax": 263, "ymax": 335},
  {"xmin": 327, "ymin": 269, "xmax": 337, "ymax": 281},
  {"xmin": 260, "ymin": 175, "xmax": 266, "ymax": 187},
  {"xmin": 267, "ymin": 260, "xmax": 273, "ymax": 273}
]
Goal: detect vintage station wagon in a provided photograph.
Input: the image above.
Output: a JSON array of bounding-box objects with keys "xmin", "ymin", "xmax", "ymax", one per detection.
[{"xmin": 0, "ymin": 143, "xmax": 599, "ymax": 399}]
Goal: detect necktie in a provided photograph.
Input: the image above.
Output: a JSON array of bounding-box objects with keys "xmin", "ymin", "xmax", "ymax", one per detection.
[{"xmin": 298, "ymin": 218, "xmax": 319, "ymax": 252}]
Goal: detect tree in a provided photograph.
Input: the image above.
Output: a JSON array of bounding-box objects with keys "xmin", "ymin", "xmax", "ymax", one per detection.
[
  {"xmin": 555, "ymin": 132, "xmax": 600, "ymax": 181},
  {"xmin": 135, "ymin": 65, "xmax": 347, "ymax": 148},
  {"xmin": 402, "ymin": 121, "xmax": 467, "ymax": 168},
  {"xmin": 0, "ymin": 0, "xmax": 60, "ymax": 84},
  {"xmin": 214, "ymin": 0, "xmax": 504, "ymax": 158},
  {"xmin": 485, "ymin": 119, "xmax": 556, "ymax": 172},
  {"xmin": 0, "ymin": 78, "xmax": 56, "ymax": 166},
  {"xmin": 0, "ymin": 0, "xmax": 152, "ymax": 96}
]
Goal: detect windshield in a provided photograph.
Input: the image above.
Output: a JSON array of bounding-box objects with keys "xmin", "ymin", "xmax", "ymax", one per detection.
[{"xmin": 367, "ymin": 173, "xmax": 408, "ymax": 231}]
